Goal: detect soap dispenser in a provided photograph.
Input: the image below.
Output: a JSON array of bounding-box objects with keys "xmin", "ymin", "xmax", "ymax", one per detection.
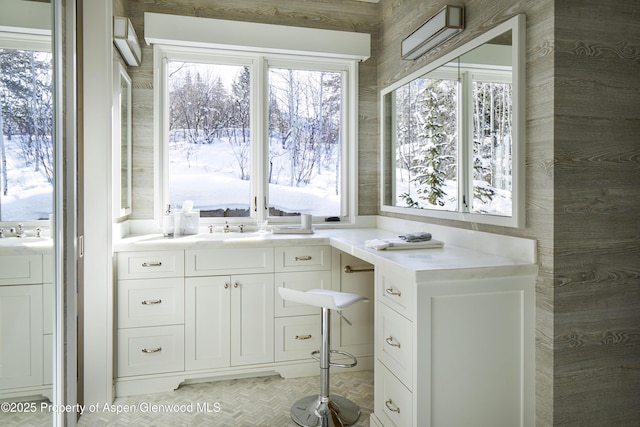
[{"xmin": 162, "ymin": 204, "xmax": 174, "ymax": 237}]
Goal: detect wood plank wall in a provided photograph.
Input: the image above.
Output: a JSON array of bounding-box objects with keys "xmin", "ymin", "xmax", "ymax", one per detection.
[{"xmin": 552, "ymin": 0, "xmax": 640, "ymax": 424}]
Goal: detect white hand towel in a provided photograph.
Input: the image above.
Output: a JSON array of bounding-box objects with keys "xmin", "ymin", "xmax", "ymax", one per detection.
[{"xmin": 365, "ymin": 238, "xmax": 444, "ymax": 251}]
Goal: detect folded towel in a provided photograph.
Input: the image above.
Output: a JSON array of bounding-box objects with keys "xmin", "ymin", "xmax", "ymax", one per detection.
[
  {"xmin": 398, "ymin": 232, "xmax": 432, "ymax": 242},
  {"xmin": 365, "ymin": 238, "xmax": 443, "ymax": 251}
]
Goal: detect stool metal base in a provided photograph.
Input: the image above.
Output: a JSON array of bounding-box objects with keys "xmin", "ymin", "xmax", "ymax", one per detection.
[{"xmin": 290, "ymin": 395, "xmax": 361, "ymax": 427}]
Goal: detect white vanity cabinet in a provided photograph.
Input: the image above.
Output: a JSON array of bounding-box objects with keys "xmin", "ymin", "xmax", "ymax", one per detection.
[
  {"xmin": 0, "ymin": 284, "xmax": 43, "ymax": 390},
  {"xmin": 116, "ymin": 251, "xmax": 185, "ymax": 378},
  {"xmin": 0, "ymin": 253, "xmax": 50, "ymax": 399},
  {"xmin": 114, "ymin": 242, "xmax": 375, "ymax": 396},
  {"xmin": 185, "ymin": 249, "xmax": 275, "ymax": 368},
  {"xmin": 185, "ymin": 273, "xmax": 275, "ymax": 369},
  {"xmin": 372, "ymin": 263, "xmax": 536, "ymax": 427}
]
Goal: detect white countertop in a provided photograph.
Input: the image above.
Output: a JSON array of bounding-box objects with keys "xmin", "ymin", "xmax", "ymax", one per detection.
[
  {"xmin": 115, "ymin": 228, "xmax": 537, "ymax": 281},
  {"xmin": 0, "ymin": 237, "xmax": 53, "ymax": 255}
]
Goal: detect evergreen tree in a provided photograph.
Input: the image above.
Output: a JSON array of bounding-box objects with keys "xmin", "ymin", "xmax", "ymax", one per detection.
[{"xmin": 400, "ymin": 78, "xmax": 456, "ymax": 208}]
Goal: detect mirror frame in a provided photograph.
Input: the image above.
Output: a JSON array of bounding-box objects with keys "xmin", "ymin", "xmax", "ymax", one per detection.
[
  {"xmin": 380, "ymin": 14, "xmax": 525, "ymax": 228},
  {"xmin": 113, "ymin": 59, "xmax": 132, "ymax": 218}
]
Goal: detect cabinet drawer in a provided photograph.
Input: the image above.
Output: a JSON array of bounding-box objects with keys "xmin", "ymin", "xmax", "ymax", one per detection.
[
  {"xmin": 0, "ymin": 255, "xmax": 42, "ymax": 285},
  {"xmin": 118, "ymin": 278, "xmax": 184, "ymax": 328},
  {"xmin": 117, "ymin": 325, "xmax": 184, "ymax": 377},
  {"xmin": 375, "ymin": 361, "xmax": 413, "ymax": 427},
  {"xmin": 185, "ymin": 248, "xmax": 273, "ymax": 276},
  {"xmin": 377, "ymin": 302, "xmax": 413, "ymax": 390},
  {"xmin": 377, "ymin": 267, "xmax": 414, "ymax": 320},
  {"xmin": 117, "ymin": 251, "xmax": 184, "ymax": 279},
  {"xmin": 275, "ymin": 315, "xmax": 320, "ymax": 362},
  {"xmin": 274, "ymin": 271, "xmax": 332, "ymax": 317},
  {"xmin": 275, "ymin": 246, "xmax": 330, "ymax": 272}
]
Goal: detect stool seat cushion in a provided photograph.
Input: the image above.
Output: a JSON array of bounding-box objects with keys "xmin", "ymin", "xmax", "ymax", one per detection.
[{"xmin": 278, "ymin": 287, "xmax": 368, "ymax": 310}]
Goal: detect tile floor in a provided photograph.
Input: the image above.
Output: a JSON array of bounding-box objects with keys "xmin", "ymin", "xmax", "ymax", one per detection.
[{"xmin": 1, "ymin": 370, "xmax": 373, "ymax": 426}]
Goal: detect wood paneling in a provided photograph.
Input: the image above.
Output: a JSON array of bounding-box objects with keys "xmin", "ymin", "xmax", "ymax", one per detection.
[{"xmin": 553, "ymin": 0, "xmax": 640, "ymax": 423}]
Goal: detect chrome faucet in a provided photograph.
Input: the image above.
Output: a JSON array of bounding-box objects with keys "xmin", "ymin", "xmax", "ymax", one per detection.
[{"xmin": 0, "ymin": 224, "xmax": 44, "ymax": 238}]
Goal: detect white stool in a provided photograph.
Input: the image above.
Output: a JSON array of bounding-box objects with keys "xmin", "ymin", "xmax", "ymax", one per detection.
[{"xmin": 278, "ymin": 288, "xmax": 368, "ymax": 427}]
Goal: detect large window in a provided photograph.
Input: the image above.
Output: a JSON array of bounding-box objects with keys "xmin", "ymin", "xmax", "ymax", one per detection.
[
  {"xmin": 160, "ymin": 49, "xmax": 353, "ymax": 223},
  {"xmin": 0, "ymin": 44, "xmax": 53, "ymax": 221}
]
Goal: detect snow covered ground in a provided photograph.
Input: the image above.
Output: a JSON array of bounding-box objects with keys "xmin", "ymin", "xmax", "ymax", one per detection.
[
  {"xmin": 0, "ymin": 135, "xmax": 52, "ymax": 221},
  {"xmin": 168, "ymin": 137, "xmax": 341, "ymax": 217}
]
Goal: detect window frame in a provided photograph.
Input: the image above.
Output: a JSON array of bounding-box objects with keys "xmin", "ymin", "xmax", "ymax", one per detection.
[{"xmin": 154, "ymin": 45, "xmax": 359, "ymax": 226}]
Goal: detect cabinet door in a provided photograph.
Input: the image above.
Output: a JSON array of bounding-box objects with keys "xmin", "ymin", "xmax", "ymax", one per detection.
[
  {"xmin": 0, "ymin": 255, "xmax": 42, "ymax": 285},
  {"xmin": 0, "ymin": 285, "xmax": 43, "ymax": 389},
  {"xmin": 230, "ymin": 274, "xmax": 274, "ymax": 366},
  {"xmin": 185, "ymin": 276, "xmax": 231, "ymax": 370}
]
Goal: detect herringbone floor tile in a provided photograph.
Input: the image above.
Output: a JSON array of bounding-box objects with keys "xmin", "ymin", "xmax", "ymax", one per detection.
[
  {"xmin": 79, "ymin": 370, "xmax": 373, "ymax": 427},
  {"xmin": 0, "ymin": 370, "xmax": 373, "ymax": 426}
]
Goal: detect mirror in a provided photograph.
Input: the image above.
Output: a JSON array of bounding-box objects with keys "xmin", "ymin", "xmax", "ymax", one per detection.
[
  {"xmin": 0, "ymin": 0, "xmax": 56, "ymax": 425},
  {"xmin": 113, "ymin": 60, "xmax": 132, "ymax": 217},
  {"xmin": 381, "ymin": 15, "xmax": 525, "ymax": 227}
]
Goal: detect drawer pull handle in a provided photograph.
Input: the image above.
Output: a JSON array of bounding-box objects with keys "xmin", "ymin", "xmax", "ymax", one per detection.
[
  {"xmin": 234, "ymin": 282, "xmax": 239, "ymax": 288},
  {"xmin": 295, "ymin": 334, "xmax": 312, "ymax": 340},
  {"xmin": 141, "ymin": 261, "xmax": 162, "ymax": 267},
  {"xmin": 385, "ymin": 288, "xmax": 401, "ymax": 297},
  {"xmin": 224, "ymin": 283, "xmax": 229, "ymax": 289},
  {"xmin": 141, "ymin": 299, "xmax": 162, "ymax": 305},
  {"xmin": 385, "ymin": 336, "xmax": 401, "ymax": 348},
  {"xmin": 295, "ymin": 256, "xmax": 312, "ymax": 261},
  {"xmin": 385, "ymin": 399, "xmax": 400, "ymax": 413},
  {"xmin": 141, "ymin": 347, "xmax": 162, "ymax": 354}
]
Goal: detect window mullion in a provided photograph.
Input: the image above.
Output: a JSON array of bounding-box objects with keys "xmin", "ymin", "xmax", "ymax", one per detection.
[
  {"xmin": 253, "ymin": 56, "xmax": 267, "ymax": 220},
  {"xmin": 458, "ymin": 70, "xmax": 472, "ymax": 213}
]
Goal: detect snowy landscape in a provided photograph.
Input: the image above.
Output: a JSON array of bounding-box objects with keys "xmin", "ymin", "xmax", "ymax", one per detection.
[
  {"xmin": 0, "ymin": 134, "xmax": 52, "ymax": 221},
  {"xmin": 168, "ymin": 135, "xmax": 341, "ymax": 217}
]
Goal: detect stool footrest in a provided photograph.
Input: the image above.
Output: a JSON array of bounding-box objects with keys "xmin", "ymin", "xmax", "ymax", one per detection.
[{"xmin": 310, "ymin": 349, "xmax": 358, "ymax": 368}]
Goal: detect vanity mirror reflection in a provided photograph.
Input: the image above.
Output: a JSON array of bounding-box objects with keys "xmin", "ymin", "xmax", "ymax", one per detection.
[
  {"xmin": 381, "ymin": 15, "xmax": 525, "ymax": 227},
  {"xmin": 0, "ymin": 0, "xmax": 57, "ymax": 424}
]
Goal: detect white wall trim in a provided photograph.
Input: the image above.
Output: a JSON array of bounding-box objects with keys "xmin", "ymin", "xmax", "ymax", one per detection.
[
  {"xmin": 82, "ymin": 0, "xmax": 114, "ymax": 406},
  {"xmin": 144, "ymin": 12, "xmax": 371, "ymax": 61}
]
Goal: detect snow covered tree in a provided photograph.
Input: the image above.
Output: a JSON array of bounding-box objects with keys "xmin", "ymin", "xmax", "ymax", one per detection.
[{"xmin": 399, "ymin": 78, "xmax": 457, "ymax": 208}]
